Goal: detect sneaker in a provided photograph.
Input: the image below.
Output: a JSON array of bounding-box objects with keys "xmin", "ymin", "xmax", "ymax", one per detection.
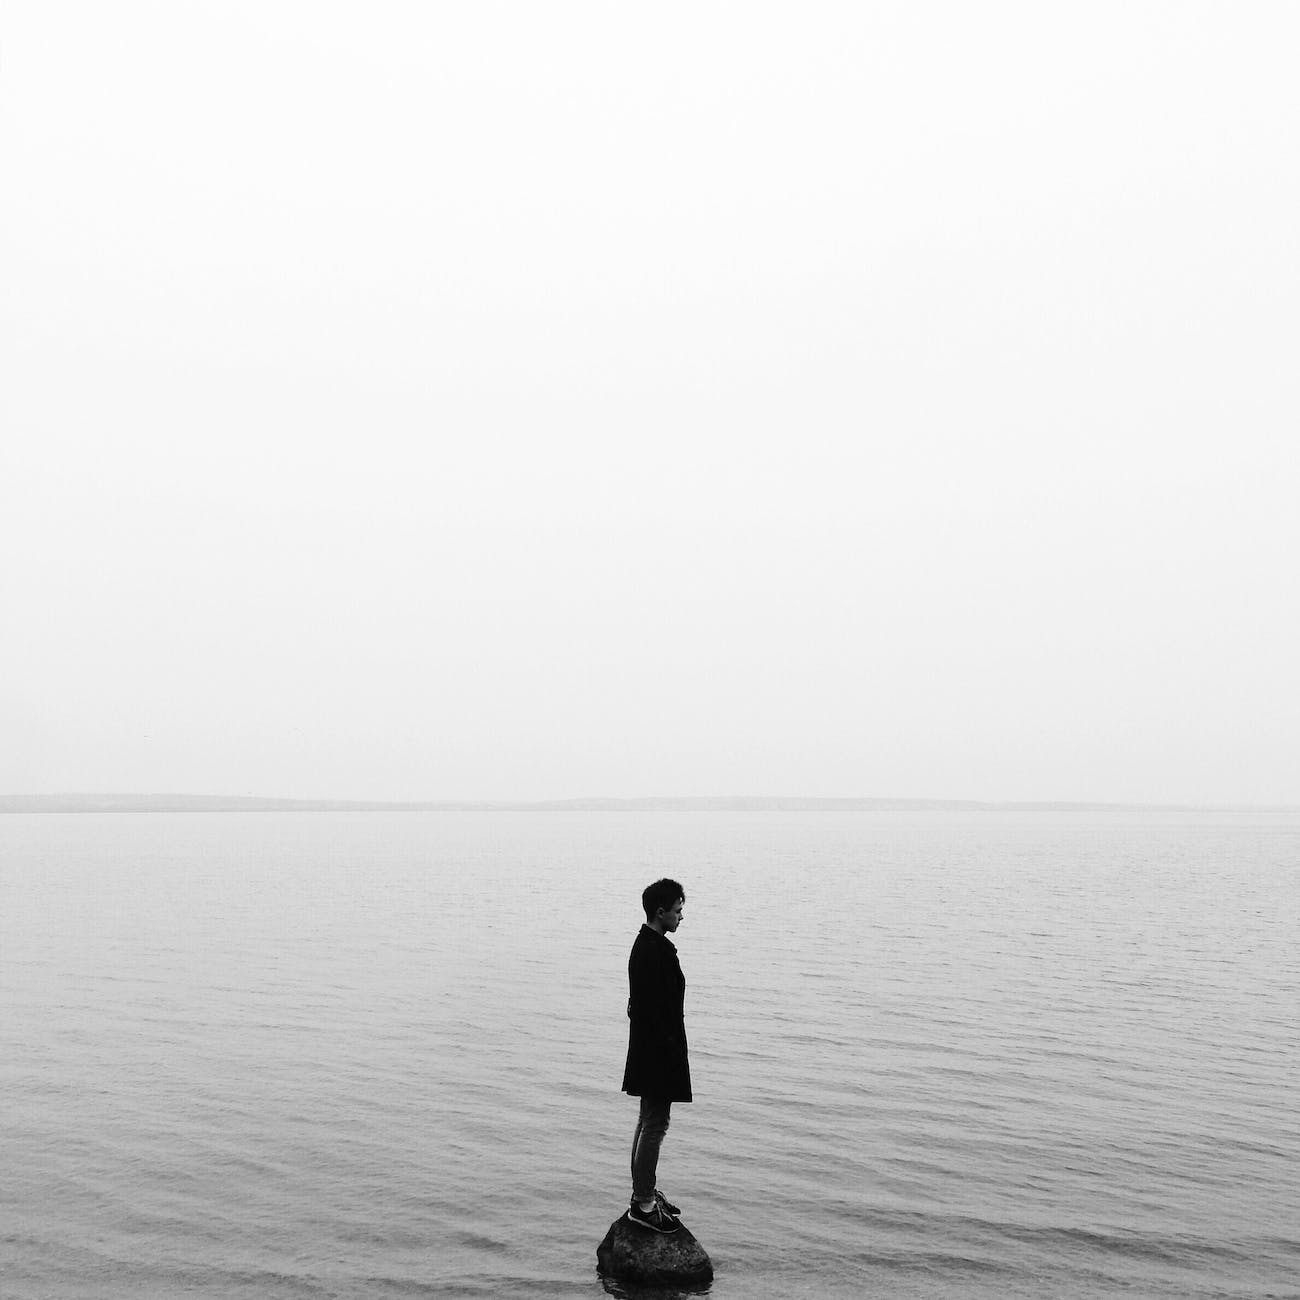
[
  {"xmin": 654, "ymin": 1189, "xmax": 681, "ymax": 1217},
  {"xmin": 627, "ymin": 1202, "xmax": 679, "ymax": 1234}
]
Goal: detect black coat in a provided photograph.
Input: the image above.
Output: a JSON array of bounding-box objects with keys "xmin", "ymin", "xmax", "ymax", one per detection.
[{"xmin": 621, "ymin": 924, "xmax": 692, "ymax": 1102}]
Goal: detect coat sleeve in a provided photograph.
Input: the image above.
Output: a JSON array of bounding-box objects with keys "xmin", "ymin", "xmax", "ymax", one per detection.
[{"xmin": 629, "ymin": 941, "xmax": 683, "ymax": 1050}]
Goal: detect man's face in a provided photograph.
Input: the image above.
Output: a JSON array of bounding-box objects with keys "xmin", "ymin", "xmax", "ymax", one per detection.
[{"xmin": 659, "ymin": 898, "xmax": 684, "ymax": 933}]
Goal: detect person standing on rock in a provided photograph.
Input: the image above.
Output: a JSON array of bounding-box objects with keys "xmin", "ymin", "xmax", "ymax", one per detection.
[{"xmin": 622, "ymin": 878, "xmax": 692, "ymax": 1233}]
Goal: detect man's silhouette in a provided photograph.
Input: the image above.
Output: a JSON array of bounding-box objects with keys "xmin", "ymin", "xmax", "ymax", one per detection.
[{"xmin": 621, "ymin": 878, "xmax": 691, "ymax": 1233}]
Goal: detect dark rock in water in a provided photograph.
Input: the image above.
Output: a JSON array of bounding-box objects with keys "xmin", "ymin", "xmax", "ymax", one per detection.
[{"xmin": 596, "ymin": 1212, "xmax": 713, "ymax": 1288}]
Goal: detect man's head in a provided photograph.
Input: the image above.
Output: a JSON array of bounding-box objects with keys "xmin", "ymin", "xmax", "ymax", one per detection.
[{"xmin": 642, "ymin": 878, "xmax": 685, "ymax": 934}]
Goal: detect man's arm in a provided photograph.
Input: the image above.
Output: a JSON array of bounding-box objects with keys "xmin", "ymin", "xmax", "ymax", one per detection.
[{"xmin": 629, "ymin": 943, "xmax": 680, "ymax": 1050}]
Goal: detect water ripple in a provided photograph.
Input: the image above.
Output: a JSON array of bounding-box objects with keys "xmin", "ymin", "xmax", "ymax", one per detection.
[{"xmin": 2, "ymin": 809, "xmax": 1297, "ymax": 1298}]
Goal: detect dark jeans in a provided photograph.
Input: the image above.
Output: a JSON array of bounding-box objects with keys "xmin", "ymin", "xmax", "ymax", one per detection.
[{"xmin": 630, "ymin": 1095, "xmax": 672, "ymax": 1205}]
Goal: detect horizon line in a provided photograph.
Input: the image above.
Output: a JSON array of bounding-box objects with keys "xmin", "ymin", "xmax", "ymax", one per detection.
[{"xmin": 2, "ymin": 792, "xmax": 1297, "ymax": 814}]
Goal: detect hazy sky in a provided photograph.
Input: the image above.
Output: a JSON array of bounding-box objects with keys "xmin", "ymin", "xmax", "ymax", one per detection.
[{"xmin": 4, "ymin": 3, "xmax": 1297, "ymax": 803}]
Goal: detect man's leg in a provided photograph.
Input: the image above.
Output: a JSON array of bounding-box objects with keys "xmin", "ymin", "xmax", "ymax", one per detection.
[
  {"xmin": 630, "ymin": 1095, "xmax": 672, "ymax": 1209},
  {"xmin": 630, "ymin": 1107, "xmax": 645, "ymax": 1190}
]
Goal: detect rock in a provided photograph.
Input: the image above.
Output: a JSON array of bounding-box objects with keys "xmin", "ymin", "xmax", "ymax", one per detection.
[{"xmin": 596, "ymin": 1211, "xmax": 714, "ymax": 1288}]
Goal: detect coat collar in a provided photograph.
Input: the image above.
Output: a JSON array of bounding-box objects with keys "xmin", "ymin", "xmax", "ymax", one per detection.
[{"xmin": 640, "ymin": 922, "xmax": 677, "ymax": 953}]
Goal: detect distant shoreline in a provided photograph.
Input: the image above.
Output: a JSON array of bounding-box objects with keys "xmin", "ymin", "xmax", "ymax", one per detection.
[{"xmin": 2, "ymin": 794, "xmax": 1294, "ymax": 814}]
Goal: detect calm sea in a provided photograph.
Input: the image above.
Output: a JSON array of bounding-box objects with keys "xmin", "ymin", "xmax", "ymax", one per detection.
[{"xmin": 1, "ymin": 811, "xmax": 1296, "ymax": 1299}]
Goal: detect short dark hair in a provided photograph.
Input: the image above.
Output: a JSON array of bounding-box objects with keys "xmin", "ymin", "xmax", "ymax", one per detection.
[{"xmin": 642, "ymin": 878, "xmax": 685, "ymax": 920}]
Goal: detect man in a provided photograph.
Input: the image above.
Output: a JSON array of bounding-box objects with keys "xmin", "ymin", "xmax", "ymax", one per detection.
[{"xmin": 621, "ymin": 878, "xmax": 691, "ymax": 1233}]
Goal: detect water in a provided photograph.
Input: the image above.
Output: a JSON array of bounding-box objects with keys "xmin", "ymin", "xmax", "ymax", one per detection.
[{"xmin": 1, "ymin": 810, "xmax": 1297, "ymax": 1298}]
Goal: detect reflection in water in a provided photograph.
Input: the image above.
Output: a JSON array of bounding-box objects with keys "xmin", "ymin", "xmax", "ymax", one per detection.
[{"xmin": 600, "ymin": 1277, "xmax": 714, "ymax": 1299}]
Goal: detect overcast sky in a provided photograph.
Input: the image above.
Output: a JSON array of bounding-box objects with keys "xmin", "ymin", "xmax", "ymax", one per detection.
[{"xmin": 3, "ymin": 3, "xmax": 1297, "ymax": 803}]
